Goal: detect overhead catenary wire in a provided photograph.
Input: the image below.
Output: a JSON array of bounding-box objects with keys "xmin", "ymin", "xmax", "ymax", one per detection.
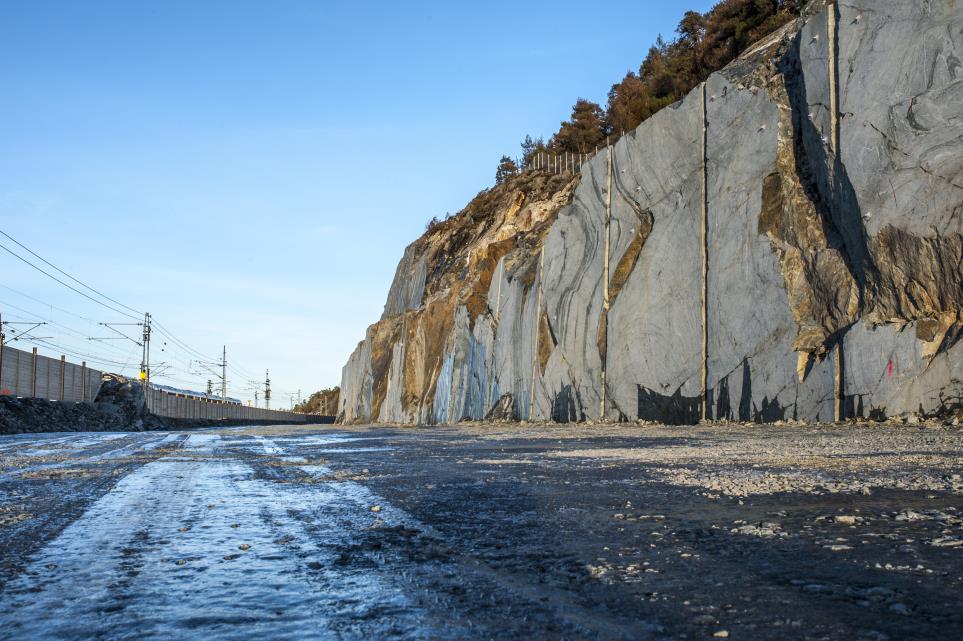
[
  {"xmin": 0, "ymin": 283, "xmax": 99, "ymax": 324},
  {"xmin": 152, "ymin": 319, "xmax": 259, "ymax": 383},
  {"xmin": 25, "ymin": 336, "xmax": 138, "ymax": 368},
  {"xmin": 1, "ymin": 301, "xmax": 203, "ymax": 388},
  {"xmin": 150, "ymin": 320, "xmax": 218, "ymax": 362},
  {"xmin": 0, "ymin": 229, "xmax": 143, "ymax": 317},
  {"xmin": 227, "ymin": 361, "xmax": 257, "ymax": 381},
  {"xmin": 0, "ymin": 231, "xmax": 277, "ymax": 403},
  {"xmin": 0, "ymin": 309, "xmax": 151, "ymax": 384},
  {"xmin": 141, "ymin": 322, "xmax": 244, "ymax": 390},
  {"xmin": 0, "ymin": 241, "xmax": 141, "ymax": 321},
  {"xmin": 3, "ymin": 297, "xmax": 282, "ymax": 404},
  {"xmin": 23, "ymin": 336, "xmax": 140, "ymax": 370},
  {"xmin": 0, "ymin": 298, "xmax": 136, "ymax": 355},
  {"xmin": 7, "ymin": 326, "xmax": 206, "ymax": 391}
]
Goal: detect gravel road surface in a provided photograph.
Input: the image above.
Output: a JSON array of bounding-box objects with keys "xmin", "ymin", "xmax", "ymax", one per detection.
[{"xmin": 0, "ymin": 423, "xmax": 960, "ymax": 640}]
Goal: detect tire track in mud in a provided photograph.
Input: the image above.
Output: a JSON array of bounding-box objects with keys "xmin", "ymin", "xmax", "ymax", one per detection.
[
  {"xmin": 0, "ymin": 431, "xmax": 190, "ymax": 591},
  {"xmin": 0, "ymin": 430, "xmax": 457, "ymax": 641}
]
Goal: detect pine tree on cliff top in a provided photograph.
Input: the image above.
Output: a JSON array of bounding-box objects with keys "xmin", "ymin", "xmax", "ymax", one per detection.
[{"xmin": 495, "ymin": 156, "xmax": 519, "ymax": 185}]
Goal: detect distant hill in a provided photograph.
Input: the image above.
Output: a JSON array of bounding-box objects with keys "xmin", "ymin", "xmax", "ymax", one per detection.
[{"xmin": 293, "ymin": 387, "xmax": 340, "ymax": 416}]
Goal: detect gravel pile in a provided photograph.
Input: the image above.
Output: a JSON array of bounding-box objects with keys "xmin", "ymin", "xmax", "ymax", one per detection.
[{"xmin": 0, "ymin": 395, "xmax": 145, "ymax": 434}]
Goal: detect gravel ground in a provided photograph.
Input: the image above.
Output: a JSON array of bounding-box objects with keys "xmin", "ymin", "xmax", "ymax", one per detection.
[{"xmin": 0, "ymin": 422, "xmax": 960, "ymax": 640}]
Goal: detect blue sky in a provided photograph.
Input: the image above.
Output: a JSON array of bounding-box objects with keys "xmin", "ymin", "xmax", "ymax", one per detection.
[{"xmin": 0, "ymin": 0, "xmax": 714, "ymax": 406}]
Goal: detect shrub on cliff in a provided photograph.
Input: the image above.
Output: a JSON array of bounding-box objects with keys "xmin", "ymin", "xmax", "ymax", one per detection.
[{"xmin": 507, "ymin": 0, "xmax": 802, "ymax": 168}]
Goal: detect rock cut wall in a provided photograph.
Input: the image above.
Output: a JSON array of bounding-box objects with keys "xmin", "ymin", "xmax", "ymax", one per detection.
[{"xmin": 340, "ymin": 0, "xmax": 963, "ymax": 425}]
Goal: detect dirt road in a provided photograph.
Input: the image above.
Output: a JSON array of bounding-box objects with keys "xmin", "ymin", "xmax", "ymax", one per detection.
[{"xmin": 0, "ymin": 423, "xmax": 960, "ymax": 640}]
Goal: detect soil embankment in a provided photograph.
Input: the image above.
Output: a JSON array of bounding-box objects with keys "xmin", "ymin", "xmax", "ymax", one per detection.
[{"xmin": 0, "ymin": 376, "xmax": 330, "ymax": 434}]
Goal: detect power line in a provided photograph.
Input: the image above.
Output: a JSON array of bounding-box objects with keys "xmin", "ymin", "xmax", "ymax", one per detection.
[
  {"xmin": 2, "ymin": 310, "xmax": 199, "ymax": 389},
  {"xmin": 1, "ymin": 303, "xmax": 174, "ymax": 379},
  {"xmin": 0, "ymin": 290, "xmax": 147, "ymax": 375},
  {"xmin": 227, "ymin": 362, "xmax": 256, "ymax": 381},
  {"xmin": 139, "ymin": 322, "xmax": 233, "ymax": 392},
  {"xmin": 1, "ymin": 300, "xmax": 91, "ymax": 340},
  {"xmin": 0, "ymin": 241, "xmax": 141, "ymax": 321},
  {"xmin": 23, "ymin": 336, "xmax": 140, "ymax": 369},
  {"xmin": 0, "ymin": 298, "xmax": 134, "ymax": 357},
  {"xmin": 152, "ymin": 319, "xmax": 261, "ymax": 390},
  {"xmin": 35, "ymin": 338, "xmax": 136, "ymax": 368},
  {"xmin": 0, "ymin": 283, "xmax": 99, "ymax": 324},
  {"xmin": 0, "ymin": 231, "xmax": 276, "ymax": 403},
  {"xmin": 0, "ymin": 313, "xmax": 141, "ymax": 376},
  {"xmin": 151, "ymin": 320, "xmax": 217, "ymax": 362},
  {"xmin": 0, "ymin": 229, "xmax": 143, "ymax": 316}
]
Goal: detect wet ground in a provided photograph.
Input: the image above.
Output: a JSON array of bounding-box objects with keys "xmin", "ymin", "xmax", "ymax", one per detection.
[{"xmin": 0, "ymin": 423, "xmax": 960, "ymax": 640}]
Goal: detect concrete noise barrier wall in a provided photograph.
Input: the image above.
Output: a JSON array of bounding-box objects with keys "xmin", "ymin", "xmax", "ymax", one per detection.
[
  {"xmin": 145, "ymin": 386, "xmax": 312, "ymax": 423},
  {"xmin": 0, "ymin": 345, "xmax": 102, "ymax": 403}
]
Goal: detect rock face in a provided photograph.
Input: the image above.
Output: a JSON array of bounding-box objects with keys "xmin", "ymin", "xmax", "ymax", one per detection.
[{"xmin": 340, "ymin": 0, "xmax": 963, "ymax": 425}]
